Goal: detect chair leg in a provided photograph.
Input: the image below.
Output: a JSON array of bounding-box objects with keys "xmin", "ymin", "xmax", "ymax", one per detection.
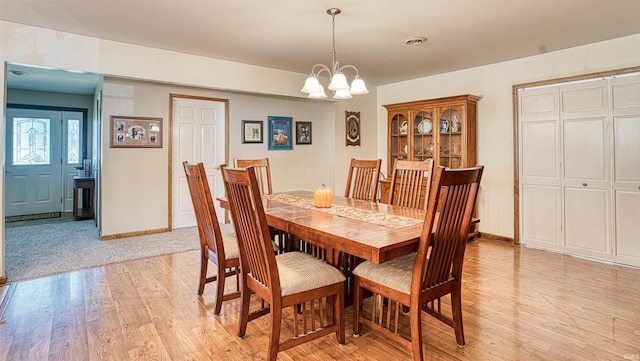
[
  {"xmin": 213, "ymin": 264, "xmax": 226, "ymax": 315},
  {"xmin": 336, "ymin": 283, "xmax": 345, "ymax": 344},
  {"xmin": 198, "ymin": 250, "xmax": 209, "ymax": 295},
  {"xmin": 353, "ymin": 276, "xmax": 362, "ymax": 336},
  {"xmin": 451, "ymin": 286, "xmax": 465, "ymax": 347},
  {"xmin": 237, "ymin": 282, "xmax": 251, "ymax": 338},
  {"xmin": 267, "ymin": 304, "xmax": 282, "ymax": 361},
  {"xmin": 409, "ymin": 305, "xmax": 424, "ymax": 361}
]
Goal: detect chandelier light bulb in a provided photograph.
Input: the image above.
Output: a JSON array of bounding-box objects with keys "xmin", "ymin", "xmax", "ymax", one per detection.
[
  {"xmin": 328, "ymin": 73, "xmax": 349, "ymax": 91},
  {"xmin": 349, "ymin": 76, "xmax": 370, "ymax": 95},
  {"xmin": 308, "ymin": 84, "xmax": 328, "ymax": 99},
  {"xmin": 301, "ymin": 74, "xmax": 321, "ymax": 93},
  {"xmin": 333, "ymin": 88, "xmax": 353, "ymax": 99}
]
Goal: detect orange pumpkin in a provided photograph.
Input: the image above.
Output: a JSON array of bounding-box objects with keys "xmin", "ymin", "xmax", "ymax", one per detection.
[{"xmin": 314, "ymin": 184, "xmax": 333, "ymax": 208}]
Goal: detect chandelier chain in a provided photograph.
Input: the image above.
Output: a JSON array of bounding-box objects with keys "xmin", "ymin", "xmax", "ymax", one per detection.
[{"xmin": 331, "ymin": 12, "xmax": 337, "ymax": 71}]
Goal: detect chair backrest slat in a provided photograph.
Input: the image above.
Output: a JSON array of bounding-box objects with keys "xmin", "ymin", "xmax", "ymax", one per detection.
[
  {"xmin": 389, "ymin": 159, "xmax": 434, "ymax": 210},
  {"xmin": 222, "ymin": 165, "xmax": 280, "ymax": 294},
  {"xmin": 234, "ymin": 158, "xmax": 273, "ymax": 195},
  {"xmin": 344, "ymin": 158, "xmax": 382, "ymax": 201},
  {"xmin": 183, "ymin": 162, "xmax": 225, "ymax": 259},
  {"xmin": 412, "ymin": 165, "xmax": 483, "ymax": 294}
]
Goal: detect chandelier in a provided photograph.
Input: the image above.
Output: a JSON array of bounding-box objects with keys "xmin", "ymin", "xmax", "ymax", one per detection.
[{"xmin": 301, "ymin": 8, "xmax": 369, "ymax": 99}]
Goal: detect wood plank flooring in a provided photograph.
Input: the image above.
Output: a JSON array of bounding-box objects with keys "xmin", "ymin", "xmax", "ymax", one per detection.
[{"xmin": 0, "ymin": 239, "xmax": 638, "ymax": 361}]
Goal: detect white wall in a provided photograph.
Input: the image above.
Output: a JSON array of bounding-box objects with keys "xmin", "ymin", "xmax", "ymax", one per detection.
[
  {"xmin": 377, "ymin": 33, "xmax": 640, "ymax": 239},
  {"xmin": 100, "ymin": 78, "xmax": 350, "ymax": 236},
  {"xmin": 0, "ymin": 20, "xmax": 378, "ymax": 272}
]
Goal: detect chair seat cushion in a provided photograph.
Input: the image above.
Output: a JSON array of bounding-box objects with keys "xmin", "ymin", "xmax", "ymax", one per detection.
[
  {"xmin": 353, "ymin": 253, "xmax": 417, "ymax": 294},
  {"xmin": 222, "ymin": 234, "xmax": 239, "ymax": 260},
  {"xmin": 221, "ymin": 233, "xmax": 277, "ymax": 260},
  {"xmin": 276, "ymin": 252, "xmax": 346, "ymax": 296}
]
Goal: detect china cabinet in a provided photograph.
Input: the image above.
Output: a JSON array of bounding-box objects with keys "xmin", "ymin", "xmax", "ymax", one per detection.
[
  {"xmin": 383, "ymin": 94, "xmax": 479, "ymax": 176},
  {"xmin": 381, "ymin": 94, "xmax": 479, "ymax": 202}
]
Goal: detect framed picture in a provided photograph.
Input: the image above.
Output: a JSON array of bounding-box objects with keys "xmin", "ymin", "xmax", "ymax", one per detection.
[
  {"xmin": 346, "ymin": 111, "xmax": 361, "ymax": 146},
  {"xmin": 110, "ymin": 116, "xmax": 163, "ymax": 148},
  {"xmin": 295, "ymin": 121, "xmax": 312, "ymax": 145},
  {"xmin": 268, "ymin": 116, "xmax": 293, "ymax": 150},
  {"xmin": 242, "ymin": 120, "xmax": 263, "ymax": 143}
]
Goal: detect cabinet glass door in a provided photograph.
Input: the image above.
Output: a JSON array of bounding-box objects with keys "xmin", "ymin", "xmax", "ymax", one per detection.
[
  {"xmin": 389, "ymin": 113, "xmax": 408, "ymax": 168},
  {"xmin": 437, "ymin": 107, "xmax": 464, "ymax": 168},
  {"xmin": 412, "ymin": 110, "xmax": 434, "ymax": 163}
]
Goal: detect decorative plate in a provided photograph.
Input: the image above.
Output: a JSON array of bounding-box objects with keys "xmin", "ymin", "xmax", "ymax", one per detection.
[{"xmin": 417, "ymin": 119, "xmax": 432, "ymax": 135}]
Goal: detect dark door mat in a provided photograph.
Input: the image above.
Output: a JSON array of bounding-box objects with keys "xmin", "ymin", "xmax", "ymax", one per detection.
[{"xmin": 5, "ymin": 212, "xmax": 62, "ymax": 222}]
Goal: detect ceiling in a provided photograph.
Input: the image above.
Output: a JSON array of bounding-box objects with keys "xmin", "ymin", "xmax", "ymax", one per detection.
[{"xmin": 3, "ymin": 0, "xmax": 640, "ymax": 95}]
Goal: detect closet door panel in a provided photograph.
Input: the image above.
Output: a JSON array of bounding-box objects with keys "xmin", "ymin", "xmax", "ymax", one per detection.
[
  {"xmin": 521, "ymin": 121, "xmax": 559, "ymax": 185},
  {"xmin": 613, "ymin": 115, "xmax": 640, "ymax": 182},
  {"xmin": 563, "ymin": 117, "xmax": 608, "ymax": 186},
  {"xmin": 521, "ymin": 184, "xmax": 560, "ymax": 249},
  {"xmin": 615, "ymin": 191, "xmax": 640, "ymax": 266},
  {"xmin": 563, "ymin": 187, "xmax": 610, "ymax": 259}
]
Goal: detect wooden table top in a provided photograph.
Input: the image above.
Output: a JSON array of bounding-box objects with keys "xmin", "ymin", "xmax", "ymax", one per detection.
[{"xmin": 219, "ymin": 191, "xmax": 425, "ymax": 264}]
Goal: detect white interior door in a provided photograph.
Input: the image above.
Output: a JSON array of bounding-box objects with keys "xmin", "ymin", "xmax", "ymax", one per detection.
[
  {"xmin": 518, "ymin": 86, "xmax": 562, "ymax": 250},
  {"xmin": 560, "ymin": 80, "xmax": 611, "ymax": 260},
  {"xmin": 611, "ymin": 75, "xmax": 640, "ymax": 267},
  {"xmin": 5, "ymin": 109, "xmax": 63, "ymax": 217},
  {"xmin": 172, "ymin": 97, "xmax": 226, "ymax": 229}
]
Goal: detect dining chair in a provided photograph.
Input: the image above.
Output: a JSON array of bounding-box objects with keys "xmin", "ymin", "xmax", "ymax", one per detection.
[
  {"xmin": 344, "ymin": 158, "xmax": 382, "ymax": 201},
  {"xmin": 233, "ymin": 157, "xmax": 289, "ymax": 252},
  {"xmin": 352, "ymin": 165, "xmax": 484, "ymax": 361},
  {"xmin": 388, "ymin": 159, "xmax": 434, "ymax": 210},
  {"xmin": 221, "ymin": 165, "xmax": 346, "ymax": 361},
  {"xmin": 233, "ymin": 158, "xmax": 272, "ymax": 195},
  {"xmin": 182, "ymin": 161, "xmax": 240, "ymax": 315}
]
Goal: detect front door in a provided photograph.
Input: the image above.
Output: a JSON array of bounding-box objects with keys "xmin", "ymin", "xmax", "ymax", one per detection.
[
  {"xmin": 172, "ymin": 96, "xmax": 227, "ymax": 229},
  {"xmin": 5, "ymin": 108, "xmax": 84, "ymax": 217}
]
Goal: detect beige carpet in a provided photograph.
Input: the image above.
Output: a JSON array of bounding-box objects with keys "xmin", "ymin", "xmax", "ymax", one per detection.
[{"xmin": 5, "ymin": 219, "xmax": 234, "ymax": 282}]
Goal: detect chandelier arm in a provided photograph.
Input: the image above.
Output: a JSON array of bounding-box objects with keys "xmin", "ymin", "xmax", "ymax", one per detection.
[
  {"xmin": 311, "ymin": 64, "xmax": 332, "ymax": 76},
  {"xmin": 338, "ymin": 64, "xmax": 361, "ymax": 76}
]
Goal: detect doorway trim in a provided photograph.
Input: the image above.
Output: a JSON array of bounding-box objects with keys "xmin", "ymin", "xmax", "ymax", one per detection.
[{"xmin": 167, "ymin": 94, "xmax": 229, "ymax": 231}]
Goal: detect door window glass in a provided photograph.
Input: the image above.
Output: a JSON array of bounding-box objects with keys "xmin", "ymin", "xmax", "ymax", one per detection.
[
  {"xmin": 67, "ymin": 118, "xmax": 80, "ymax": 164},
  {"xmin": 13, "ymin": 117, "xmax": 51, "ymax": 165}
]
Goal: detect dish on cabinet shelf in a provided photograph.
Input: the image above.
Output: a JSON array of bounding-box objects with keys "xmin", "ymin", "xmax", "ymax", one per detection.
[
  {"xmin": 417, "ymin": 119, "xmax": 432, "ymax": 134},
  {"xmin": 440, "ymin": 119, "xmax": 449, "ymax": 133},
  {"xmin": 400, "ymin": 121, "xmax": 408, "ymax": 134}
]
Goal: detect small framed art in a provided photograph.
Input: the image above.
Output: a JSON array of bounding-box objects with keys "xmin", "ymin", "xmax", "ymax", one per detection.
[
  {"xmin": 346, "ymin": 111, "xmax": 361, "ymax": 146},
  {"xmin": 268, "ymin": 116, "xmax": 293, "ymax": 150},
  {"xmin": 242, "ymin": 120, "xmax": 263, "ymax": 143},
  {"xmin": 295, "ymin": 121, "xmax": 312, "ymax": 145},
  {"xmin": 110, "ymin": 116, "xmax": 163, "ymax": 148}
]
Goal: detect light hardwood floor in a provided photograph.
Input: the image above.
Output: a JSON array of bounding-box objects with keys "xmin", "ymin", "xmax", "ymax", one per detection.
[{"xmin": 0, "ymin": 239, "xmax": 638, "ymax": 361}]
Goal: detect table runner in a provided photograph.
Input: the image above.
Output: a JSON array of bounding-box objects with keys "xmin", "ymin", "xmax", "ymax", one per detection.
[{"xmin": 264, "ymin": 194, "xmax": 423, "ymax": 229}]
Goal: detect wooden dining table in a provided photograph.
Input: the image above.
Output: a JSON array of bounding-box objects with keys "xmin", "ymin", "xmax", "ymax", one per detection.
[{"xmin": 218, "ymin": 190, "xmax": 425, "ymax": 264}]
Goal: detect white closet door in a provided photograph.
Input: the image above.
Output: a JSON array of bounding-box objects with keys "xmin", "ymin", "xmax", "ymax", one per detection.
[
  {"xmin": 519, "ymin": 87, "xmax": 562, "ymax": 250},
  {"xmin": 560, "ymin": 80, "xmax": 611, "ymax": 260},
  {"xmin": 611, "ymin": 75, "xmax": 640, "ymax": 267}
]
